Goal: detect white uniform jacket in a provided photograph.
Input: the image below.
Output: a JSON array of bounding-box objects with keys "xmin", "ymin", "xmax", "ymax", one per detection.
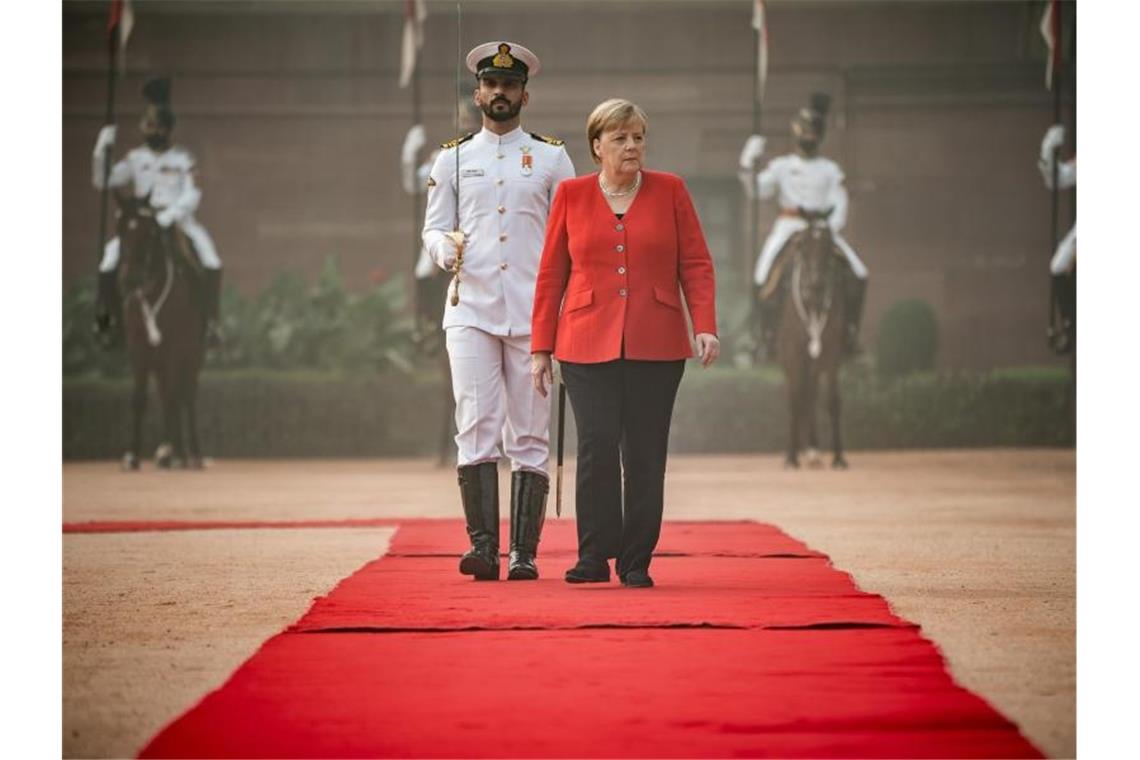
[
  {"xmin": 422, "ymin": 126, "xmax": 576, "ymax": 337},
  {"xmin": 743, "ymin": 153, "xmax": 867, "ymax": 285},
  {"xmin": 93, "ymin": 143, "xmax": 221, "ymax": 268}
]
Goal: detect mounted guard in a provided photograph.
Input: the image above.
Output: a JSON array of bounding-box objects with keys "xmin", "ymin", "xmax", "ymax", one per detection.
[
  {"xmin": 738, "ymin": 93, "xmax": 867, "ymax": 359},
  {"xmin": 92, "ymin": 77, "xmax": 224, "ymax": 347}
]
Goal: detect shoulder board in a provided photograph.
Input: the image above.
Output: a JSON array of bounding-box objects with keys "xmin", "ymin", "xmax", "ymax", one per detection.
[
  {"xmin": 439, "ymin": 133, "xmax": 475, "ymax": 150},
  {"xmin": 529, "ymin": 132, "xmax": 564, "ymax": 146}
]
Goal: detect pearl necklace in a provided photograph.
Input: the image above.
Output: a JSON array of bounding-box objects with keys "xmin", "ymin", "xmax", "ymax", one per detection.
[{"xmin": 599, "ymin": 171, "xmax": 642, "ymax": 198}]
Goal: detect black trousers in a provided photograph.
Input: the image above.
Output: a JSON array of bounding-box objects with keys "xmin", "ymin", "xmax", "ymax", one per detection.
[{"xmin": 560, "ymin": 359, "xmax": 685, "ymax": 576}]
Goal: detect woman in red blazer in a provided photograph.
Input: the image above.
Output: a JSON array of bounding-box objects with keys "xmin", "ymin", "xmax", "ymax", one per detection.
[{"xmin": 531, "ymin": 98, "xmax": 719, "ymax": 588}]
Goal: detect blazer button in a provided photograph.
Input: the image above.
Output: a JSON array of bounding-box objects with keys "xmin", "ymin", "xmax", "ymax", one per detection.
[
  {"xmin": 619, "ymin": 288, "xmax": 628, "ymax": 297},
  {"xmin": 499, "ymin": 234, "xmax": 507, "ymax": 242},
  {"xmin": 617, "ymin": 266, "xmax": 626, "ymax": 275},
  {"xmin": 616, "ymin": 244, "xmax": 625, "ymax": 252},
  {"xmin": 616, "ymin": 223, "xmax": 624, "ymax": 231}
]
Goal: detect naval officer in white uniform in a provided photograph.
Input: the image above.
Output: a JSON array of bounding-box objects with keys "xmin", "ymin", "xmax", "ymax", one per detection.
[
  {"xmin": 739, "ymin": 93, "xmax": 867, "ymax": 356},
  {"xmin": 422, "ymin": 41, "xmax": 575, "ymax": 581}
]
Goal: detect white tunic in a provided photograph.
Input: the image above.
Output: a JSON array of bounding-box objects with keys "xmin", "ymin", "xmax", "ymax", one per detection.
[
  {"xmin": 1039, "ymin": 156, "xmax": 1076, "ymax": 275},
  {"xmin": 422, "ymin": 126, "xmax": 576, "ymax": 337},
  {"xmin": 93, "ymin": 143, "xmax": 221, "ymax": 269},
  {"xmin": 422, "ymin": 126, "xmax": 575, "ymax": 471},
  {"xmin": 743, "ymin": 153, "xmax": 867, "ymax": 285}
]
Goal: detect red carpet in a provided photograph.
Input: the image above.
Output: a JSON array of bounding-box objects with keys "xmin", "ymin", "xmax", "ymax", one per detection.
[{"xmin": 137, "ymin": 519, "xmax": 1042, "ymax": 758}]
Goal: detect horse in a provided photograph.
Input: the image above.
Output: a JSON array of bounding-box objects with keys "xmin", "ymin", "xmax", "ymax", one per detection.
[
  {"xmin": 114, "ymin": 192, "xmax": 207, "ymax": 470},
  {"xmin": 770, "ymin": 211, "xmax": 852, "ymax": 469}
]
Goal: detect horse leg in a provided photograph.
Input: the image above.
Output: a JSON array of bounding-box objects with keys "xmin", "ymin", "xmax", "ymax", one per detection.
[
  {"xmin": 803, "ymin": 368, "xmax": 823, "ymax": 468},
  {"xmin": 154, "ymin": 368, "xmax": 181, "ymax": 469},
  {"xmin": 828, "ymin": 367, "xmax": 848, "ymax": 469},
  {"xmin": 184, "ymin": 371, "xmax": 204, "ymax": 469},
  {"xmin": 784, "ymin": 366, "xmax": 802, "ymax": 469},
  {"xmin": 125, "ymin": 361, "xmax": 148, "ymax": 471}
]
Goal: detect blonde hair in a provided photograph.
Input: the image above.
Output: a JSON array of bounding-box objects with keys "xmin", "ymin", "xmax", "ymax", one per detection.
[{"xmin": 586, "ymin": 98, "xmax": 648, "ymax": 164}]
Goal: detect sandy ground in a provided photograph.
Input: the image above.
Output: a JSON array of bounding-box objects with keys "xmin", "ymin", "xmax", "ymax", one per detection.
[{"xmin": 62, "ymin": 449, "xmax": 1075, "ymax": 759}]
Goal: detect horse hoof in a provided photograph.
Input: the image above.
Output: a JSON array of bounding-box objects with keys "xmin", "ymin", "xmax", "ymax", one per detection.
[
  {"xmin": 155, "ymin": 443, "xmax": 174, "ymax": 469},
  {"xmin": 784, "ymin": 458, "xmax": 800, "ymax": 470},
  {"xmin": 187, "ymin": 457, "xmax": 204, "ymax": 470},
  {"xmin": 120, "ymin": 453, "xmax": 140, "ymax": 472},
  {"xmin": 804, "ymin": 448, "xmax": 824, "ymax": 469},
  {"xmin": 832, "ymin": 457, "xmax": 849, "ymax": 470}
]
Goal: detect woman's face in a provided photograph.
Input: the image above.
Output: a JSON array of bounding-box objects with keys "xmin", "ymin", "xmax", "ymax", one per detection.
[{"xmin": 594, "ymin": 120, "xmax": 645, "ymax": 176}]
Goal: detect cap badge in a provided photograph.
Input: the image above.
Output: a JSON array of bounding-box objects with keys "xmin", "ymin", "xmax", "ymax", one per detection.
[{"xmin": 492, "ymin": 43, "xmax": 515, "ymax": 69}]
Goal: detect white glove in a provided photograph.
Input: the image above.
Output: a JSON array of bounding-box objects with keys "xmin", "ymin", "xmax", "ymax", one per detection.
[
  {"xmin": 156, "ymin": 207, "xmax": 177, "ymax": 228},
  {"xmin": 94, "ymin": 125, "xmax": 117, "ymax": 157},
  {"xmin": 438, "ymin": 231, "xmax": 466, "ymax": 271},
  {"xmin": 739, "ymin": 134, "xmax": 766, "ymax": 169},
  {"xmin": 402, "ymin": 124, "xmax": 427, "ymax": 166},
  {"xmin": 1040, "ymin": 124, "xmax": 1065, "ymax": 161}
]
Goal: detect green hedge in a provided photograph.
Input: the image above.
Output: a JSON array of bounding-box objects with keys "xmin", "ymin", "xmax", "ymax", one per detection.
[{"xmin": 63, "ymin": 365, "xmax": 1074, "ymax": 460}]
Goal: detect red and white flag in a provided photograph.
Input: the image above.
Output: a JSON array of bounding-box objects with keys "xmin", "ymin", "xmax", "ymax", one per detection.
[
  {"xmin": 752, "ymin": 0, "xmax": 769, "ymax": 101},
  {"xmin": 399, "ymin": 0, "xmax": 428, "ymax": 89},
  {"xmin": 108, "ymin": 0, "xmax": 134, "ymax": 73},
  {"xmin": 1039, "ymin": 0, "xmax": 1061, "ymax": 90}
]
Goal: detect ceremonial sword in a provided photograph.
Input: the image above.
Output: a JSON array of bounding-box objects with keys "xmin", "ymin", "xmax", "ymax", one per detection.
[{"xmin": 556, "ymin": 380, "xmax": 566, "ymax": 517}]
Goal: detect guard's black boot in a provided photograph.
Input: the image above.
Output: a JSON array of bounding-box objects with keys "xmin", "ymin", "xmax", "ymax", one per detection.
[
  {"xmin": 1048, "ymin": 273, "xmax": 1076, "ymax": 354},
  {"xmin": 843, "ymin": 276, "xmax": 868, "ymax": 357},
  {"xmin": 507, "ymin": 470, "xmax": 548, "ymax": 580},
  {"xmin": 758, "ymin": 294, "xmax": 783, "ymax": 361},
  {"xmin": 202, "ymin": 268, "xmax": 224, "ymax": 349},
  {"xmin": 457, "ymin": 462, "xmax": 500, "ymax": 580},
  {"xmin": 93, "ymin": 270, "xmax": 121, "ymax": 348}
]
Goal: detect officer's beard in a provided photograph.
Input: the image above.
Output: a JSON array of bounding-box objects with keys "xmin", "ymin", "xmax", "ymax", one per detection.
[
  {"xmin": 145, "ymin": 134, "xmax": 171, "ymax": 151},
  {"xmin": 483, "ymin": 98, "xmax": 522, "ymax": 123},
  {"xmin": 797, "ymin": 138, "xmax": 820, "ymax": 155}
]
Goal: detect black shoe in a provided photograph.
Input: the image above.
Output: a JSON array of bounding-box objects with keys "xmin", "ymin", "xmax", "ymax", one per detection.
[
  {"xmin": 564, "ymin": 559, "xmax": 610, "ymax": 584},
  {"xmin": 507, "ymin": 470, "xmax": 548, "ymax": 581},
  {"xmin": 620, "ymin": 569, "xmax": 654, "ymax": 588},
  {"xmin": 457, "ymin": 462, "xmax": 500, "ymax": 581}
]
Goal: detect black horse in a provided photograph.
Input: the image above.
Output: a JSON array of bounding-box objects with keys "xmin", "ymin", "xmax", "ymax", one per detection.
[{"xmin": 115, "ymin": 193, "xmax": 207, "ymax": 469}]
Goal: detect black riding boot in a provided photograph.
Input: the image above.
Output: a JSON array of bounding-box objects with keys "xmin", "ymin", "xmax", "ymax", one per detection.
[
  {"xmin": 93, "ymin": 270, "xmax": 121, "ymax": 346},
  {"xmin": 843, "ymin": 277, "xmax": 868, "ymax": 357},
  {"xmin": 457, "ymin": 462, "xmax": 500, "ymax": 580},
  {"xmin": 758, "ymin": 293, "xmax": 783, "ymax": 361},
  {"xmin": 202, "ymin": 268, "xmax": 224, "ymax": 348},
  {"xmin": 508, "ymin": 470, "xmax": 549, "ymax": 580}
]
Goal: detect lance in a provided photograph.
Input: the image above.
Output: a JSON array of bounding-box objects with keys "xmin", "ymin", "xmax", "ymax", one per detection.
[
  {"xmin": 1046, "ymin": 1, "xmax": 1063, "ymax": 345},
  {"xmin": 447, "ymin": 2, "xmax": 465, "ymax": 306},
  {"xmin": 747, "ymin": 1, "xmax": 765, "ymax": 350},
  {"xmin": 97, "ymin": 8, "xmax": 121, "ymax": 268},
  {"xmin": 556, "ymin": 380, "xmax": 566, "ymax": 517}
]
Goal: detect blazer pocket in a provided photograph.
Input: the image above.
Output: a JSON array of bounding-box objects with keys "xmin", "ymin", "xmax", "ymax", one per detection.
[
  {"xmin": 653, "ymin": 285, "xmax": 682, "ymax": 311},
  {"xmin": 563, "ymin": 288, "xmax": 594, "ymax": 313}
]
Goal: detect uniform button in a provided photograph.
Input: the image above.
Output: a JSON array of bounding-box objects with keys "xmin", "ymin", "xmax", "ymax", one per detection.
[
  {"xmin": 619, "ymin": 288, "xmax": 628, "ymax": 297},
  {"xmin": 496, "ymin": 179, "xmax": 504, "ymax": 186},
  {"xmin": 498, "ymin": 206, "xmax": 506, "ymax": 214},
  {"xmin": 499, "ymin": 234, "xmax": 507, "ymax": 242},
  {"xmin": 500, "ymin": 262, "xmax": 509, "ymax": 271},
  {"xmin": 616, "ymin": 224, "xmax": 624, "ymax": 231},
  {"xmin": 617, "ymin": 267, "xmax": 626, "ymax": 275},
  {"xmin": 616, "ymin": 244, "xmax": 625, "ymax": 252},
  {"xmin": 497, "ymin": 154, "xmax": 505, "ymax": 159}
]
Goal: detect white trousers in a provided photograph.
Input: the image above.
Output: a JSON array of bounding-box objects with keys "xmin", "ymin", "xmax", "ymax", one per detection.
[
  {"xmin": 1050, "ymin": 225, "xmax": 1076, "ymax": 275},
  {"xmin": 754, "ymin": 217, "xmax": 868, "ymax": 286},
  {"xmin": 446, "ymin": 325, "xmax": 550, "ymax": 473},
  {"xmin": 98, "ymin": 217, "xmax": 222, "ymax": 273}
]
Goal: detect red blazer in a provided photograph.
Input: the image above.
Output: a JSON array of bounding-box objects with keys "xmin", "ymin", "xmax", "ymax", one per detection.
[{"xmin": 531, "ymin": 170, "xmax": 717, "ymax": 363}]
